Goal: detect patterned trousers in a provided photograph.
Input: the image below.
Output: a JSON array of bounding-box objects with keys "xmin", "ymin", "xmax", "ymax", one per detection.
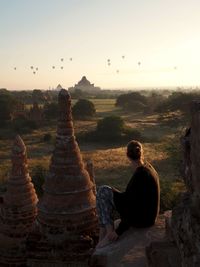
[{"xmin": 96, "ymin": 185, "xmax": 115, "ymax": 227}]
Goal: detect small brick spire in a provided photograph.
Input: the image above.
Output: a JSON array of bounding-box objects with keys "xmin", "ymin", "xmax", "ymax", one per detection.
[{"xmin": 0, "ymin": 135, "xmax": 38, "ymax": 265}]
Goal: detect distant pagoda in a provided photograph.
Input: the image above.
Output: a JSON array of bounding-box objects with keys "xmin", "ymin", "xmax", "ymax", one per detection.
[
  {"xmin": 56, "ymin": 84, "xmax": 63, "ymax": 91},
  {"xmin": 0, "ymin": 135, "xmax": 38, "ymax": 266},
  {"xmin": 76, "ymin": 76, "xmax": 93, "ymax": 87},
  {"xmin": 69, "ymin": 76, "xmax": 101, "ymax": 94},
  {"xmin": 28, "ymin": 89, "xmax": 97, "ymax": 265}
]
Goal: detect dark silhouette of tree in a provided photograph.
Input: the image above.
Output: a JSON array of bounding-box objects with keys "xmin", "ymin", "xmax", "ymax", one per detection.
[
  {"xmin": 71, "ymin": 89, "xmax": 85, "ymax": 99},
  {"xmin": 116, "ymin": 92, "xmax": 147, "ymax": 112},
  {"xmin": 32, "ymin": 89, "xmax": 45, "ymax": 103},
  {"xmin": 72, "ymin": 99, "xmax": 96, "ymax": 119},
  {"xmin": 44, "ymin": 102, "xmax": 58, "ymax": 120},
  {"xmin": 0, "ymin": 92, "xmax": 15, "ymax": 125},
  {"xmin": 96, "ymin": 116, "xmax": 125, "ymax": 139},
  {"xmin": 156, "ymin": 92, "xmax": 200, "ymax": 113}
]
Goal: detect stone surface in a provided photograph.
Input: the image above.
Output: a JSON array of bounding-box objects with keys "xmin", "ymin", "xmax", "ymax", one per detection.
[
  {"xmin": 0, "ymin": 135, "xmax": 38, "ymax": 266},
  {"xmin": 90, "ymin": 215, "xmax": 166, "ymax": 267},
  {"xmin": 146, "ymin": 241, "xmax": 181, "ymax": 267}
]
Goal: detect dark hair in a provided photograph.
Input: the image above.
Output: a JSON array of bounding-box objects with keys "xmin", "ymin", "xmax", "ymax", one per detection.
[{"xmin": 127, "ymin": 140, "xmax": 143, "ymax": 160}]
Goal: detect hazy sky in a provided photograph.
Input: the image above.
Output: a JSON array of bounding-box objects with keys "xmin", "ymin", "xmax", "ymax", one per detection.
[{"xmin": 0, "ymin": 0, "xmax": 200, "ymax": 90}]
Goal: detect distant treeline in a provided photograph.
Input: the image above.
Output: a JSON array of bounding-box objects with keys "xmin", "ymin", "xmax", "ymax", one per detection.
[
  {"xmin": 115, "ymin": 90, "xmax": 200, "ymax": 114},
  {"xmin": 1, "ymin": 87, "xmax": 200, "ymax": 135}
]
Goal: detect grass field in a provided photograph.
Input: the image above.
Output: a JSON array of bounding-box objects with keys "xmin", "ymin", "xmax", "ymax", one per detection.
[{"xmin": 0, "ymin": 98, "xmax": 186, "ymax": 210}]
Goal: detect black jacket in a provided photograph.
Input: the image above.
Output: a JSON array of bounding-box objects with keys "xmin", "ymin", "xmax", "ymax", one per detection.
[{"xmin": 113, "ymin": 162, "xmax": 160, "ymax": 235}]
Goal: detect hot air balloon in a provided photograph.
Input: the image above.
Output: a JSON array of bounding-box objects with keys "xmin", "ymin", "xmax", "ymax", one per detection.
[
  {"xmin": 138, "ymin": 62, "xmax": 141, "ymax": 66},
  {"xmin": 33, "ymin": 71, "xmax": 36, "ymax": 74},
  {"xmin": 61, "ymin": 58, "xmax": 64, "ymax": 62},
  {"xmin": 36, "ymin": 67, "xmax": 38, "ymax": 71},
  {"xmin": 107, "ymin": 59, "xmax": 110, "ymax": 62},
  {"xmin": 122, "ymin": 55, "xmax": 125, "ymax": 59},
  {"xmin": 69, "ymin": 58, "xmax": 72, "ymax": 61},
  {"xmin": 61, "ymin": 66, "xmax": 63, "ymax": 69},
  {"xmin": 108, "ymin": 62, "xmax": 111, "ymax": 66},
  {"xmin": 14, "ymin": 67, "xmax": 17, "ymax": 70},
  {"xmin": 52, "ymin": 66, "xmax": 55, "ymax": 69},
  {"xmin": 30, "ymin": 66, "xmax": 34, "ymax": 69}
]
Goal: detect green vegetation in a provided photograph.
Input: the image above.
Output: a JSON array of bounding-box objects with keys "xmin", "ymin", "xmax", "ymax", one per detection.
[
  {"xmin": 0, "ymin": 90, "xmax": 16, "ymax": 125},
  {"xmin": 78, "ymin": 115, "xmax": 142, "ymax": 143},
  {"xmin": 116, "ymin": 92, "xmax": 147, "ymax": 113},
  {"xmin": 96, "ymin": 116, "xmax": 125, "ymax": 139},
  {"xmin": 12, "ymin": 117, "xmax": 38, "ymax": 133},
  {"xmin": 43, "ymin": 102, "xmax": 58, "ymax": 120},
  {"xmin": 72, "ymin": 99, "xmax": 96, "ymax": 119},
  {"xmin": 156, "ymin": 91, "xmax": 200, "ymax": 114}
]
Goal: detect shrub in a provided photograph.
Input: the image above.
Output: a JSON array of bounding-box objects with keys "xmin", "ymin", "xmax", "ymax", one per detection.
[
  {"xmin": 124, "ymin": 100, "xmax": 146, "ymax": 112},
  {"xmin": 72, "ymin": 99, "xmax": 96, "ymax": 119},
  {"xmin": 123, "ymin": 127, "xmax": 142, "ymax": 141},
  {"xmin": 78, "ymin": 115, "xmax": 142, "ymax": 143},
  {"xmin": 12, "ymin": 117, "xmax": 38, "ymax": 133},
  {"xmin": 155, "ymin": 91, "xmax": 200, "ymax": 114},
  {"xmin": 96, "ymin": 116, "xmax": 125, "ymax": 140},
  {"xmin": 116, "ymin": 92, "xmax": 147, "ymax": 108},
  {"xmin": 44, "ymin": 102, "xmax": 58, "ymax": 120},
  {"xmin": 0, "ymin": 93, "xmax": 16, "ymax": 125},
  {"xmin": 115, "ymin": 92, "xmax": 148, "ymax": 113},
  {"xmin": 160, "ymin": 179, "xmax": 185, "ymax": 212}
]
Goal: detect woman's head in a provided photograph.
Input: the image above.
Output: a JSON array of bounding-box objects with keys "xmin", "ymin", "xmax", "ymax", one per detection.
[{"xmin": 126, "ymin": 140, "xmax": 143, "ymax": 161}]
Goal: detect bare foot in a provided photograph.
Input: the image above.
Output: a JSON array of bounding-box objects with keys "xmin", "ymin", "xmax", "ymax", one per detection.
[{"xmin": 95, "ymin": 235, "xmax": 113, "ymax": 249}]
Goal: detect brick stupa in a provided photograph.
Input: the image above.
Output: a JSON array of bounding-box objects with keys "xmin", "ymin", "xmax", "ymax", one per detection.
[
  {"xmin": 0, "ymin": 135, "xmax": 38, "ymax": 266},
  {"xmin": 28, "ymin": 89, "xmax": 97, "ymax": 266}
]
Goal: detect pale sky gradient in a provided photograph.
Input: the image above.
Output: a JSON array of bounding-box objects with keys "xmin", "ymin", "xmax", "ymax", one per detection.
[{"xmin": 0, "ymin": 0, "xmax": 200, "ymax": 90}]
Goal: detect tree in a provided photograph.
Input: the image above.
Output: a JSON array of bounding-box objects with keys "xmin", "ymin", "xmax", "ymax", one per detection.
[
  {"xmin": 115, "ymin": 92, "xmax": 147, "ymax": 113},
  {"xmin": 72, "ymin": 99, "xmax": 96, "ymax": 119},
  {"xmin": 12, "ymin": 116, "xmax": 38, "ymax": 133},
  {"xmin": 116, "ymin": 92, "xmax": 147, "ymax": 107},
  {"xmin": 124, "ymin": 100, "xmax": 146, "ymax": 112},
  {"xmin": 32, "ymin": 89, "xmax": 45, "ymax": 103},
  {"xmin": 79, "ymin": 115, "xmax": 142, "ymax": 143},
  {"xmin": 44, "ymin": 102, "xmax": 58, "ymax": 120},
  {"xmin": 71, "ymin": 89, "xmax": 84, "ymax": 99},
  {"xmin": 155, "ymin": 91, "xmax": 200, "ymax": 113},
  {"xmin": 0, "ymin": 93, "xmax": 15, "ymax": 125},
  {"xmin": 96, "ymin": 116, "xmax": 125, "ymax": 140}
]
